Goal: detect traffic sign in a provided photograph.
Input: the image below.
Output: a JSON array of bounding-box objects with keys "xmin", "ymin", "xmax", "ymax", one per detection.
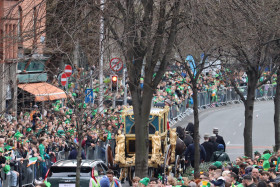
[
  {"xmin": 61, "ymin": 73, "xmax": 67, "ymax": 86},
  {"xmin": 64, "ymin": 65, "xmax": 72, "ymax": 77},
  {"xmin": 110, "ymin": 58, "xmax": 123, "ymax": 72},
  {"xmin": 85, "ymin": 89, "xmax": 94, "ymax": 103}
]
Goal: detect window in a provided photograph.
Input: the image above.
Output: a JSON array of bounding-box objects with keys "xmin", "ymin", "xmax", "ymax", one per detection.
[{"xmin": 94, "ymin": 163, "xmax": 105, "ymax": 176}]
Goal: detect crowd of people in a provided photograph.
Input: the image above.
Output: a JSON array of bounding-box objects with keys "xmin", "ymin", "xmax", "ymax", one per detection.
[
  {"xmin": 124, "ymin": 148, "xmax": 280, "ymax": 187},
  {"xmin": 92, "ymin": 147, "xmax": 280, "ymax": 187},
  {"xmin": 0, "ymin": 65, "xmax": 276, "ymax": 187}
]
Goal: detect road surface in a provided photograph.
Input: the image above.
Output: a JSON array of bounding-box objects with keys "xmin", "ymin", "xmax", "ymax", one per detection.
[{"xmin": 174, "ymin": 100, "xmax": 275, "ymax": 160}]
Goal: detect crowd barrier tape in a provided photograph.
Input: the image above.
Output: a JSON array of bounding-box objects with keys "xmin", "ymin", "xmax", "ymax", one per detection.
[{"xmin": 167, "ymin": 84, "xmax": 276, "ymax": 126}]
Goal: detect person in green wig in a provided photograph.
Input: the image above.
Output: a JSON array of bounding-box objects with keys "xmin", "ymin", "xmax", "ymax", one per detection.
[{"xmin": 262, "ymin": 153, "xmax": 272, "ymax": 171}]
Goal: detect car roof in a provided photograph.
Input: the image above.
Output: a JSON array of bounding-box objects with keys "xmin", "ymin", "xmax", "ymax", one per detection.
[{"xmin": 53, "ymin": 160, "xmax": 104, "ymax": 167}]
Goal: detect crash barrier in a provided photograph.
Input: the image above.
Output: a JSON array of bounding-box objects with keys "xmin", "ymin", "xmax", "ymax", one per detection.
[
  {"xmin": 85, "ymin": 141, "xmax": 107, "ymax": 161},
  {"xmin": 0, "ymin": 160, "xmax": 24, "ymax": 187},
  {"xmin": 0, "ymin": 158, "xmax": 52, "ymax": 187},
  {"xmin": 167, "ymin": 84, "xmax": 277, "ymax": 125}
]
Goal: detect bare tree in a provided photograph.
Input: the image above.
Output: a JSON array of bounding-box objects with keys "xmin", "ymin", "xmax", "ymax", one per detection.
[
  {"xmin": 106, "ymin": 0, "xmax": 182, "ymax": 177},
  {"xmin": 173, "ymin": 1, "xmax": 223, "ymax": 178},
  {"xmin": 204, "ymin": 0, "xmax": 280, "ymax": 157}
]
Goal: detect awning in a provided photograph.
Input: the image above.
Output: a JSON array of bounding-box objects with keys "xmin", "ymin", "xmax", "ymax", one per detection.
[{"xmin": 18, "ymin": 82, "xmax": 67, "ymax": 101}]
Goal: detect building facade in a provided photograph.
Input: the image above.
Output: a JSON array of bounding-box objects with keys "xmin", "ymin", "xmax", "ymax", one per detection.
[{"xmin": 0, "ymin": 0, "xmax": 46, "ymax": 114}]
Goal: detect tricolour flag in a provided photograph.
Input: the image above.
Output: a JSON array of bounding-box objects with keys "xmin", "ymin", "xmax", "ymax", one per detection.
[{"xmin": 27, "ymin": 157, "xmax": 38, "ymax": 167}]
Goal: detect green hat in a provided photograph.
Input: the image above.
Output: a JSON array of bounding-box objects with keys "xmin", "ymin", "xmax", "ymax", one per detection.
[
  {"xmin": 72, "ymin": 93, "xmax": 77, "ymax": 97},
  {"xmin": 139, "ymin": 177, "xmax": 150, "ymax": 186},
  {"xmin": 14, "ymin": 131, "xmax": 23, "ymax": 140},
  {"xmin": 27, "ymin": 128, "xmax": 32, "ymax": 132},
  {"xmin": 3, "ymin": 165, "xmax": 10, "ymax": 173},
  {"xmin": 166, "ymin": 88, "xmax": 171, "ymax": 93},
  {"xmin": 57, "ymin": 130, "xmax": 65, "ymax": 135},
  {"xmin": 66, "ymin": 109, "xmax": 73, "ymax": 115},
  {"xmin": 158, "ymin": 174, "xmax": 162, "ymax": 181},
  {"xmin": 0, "ymin": 148, "xmax": 3, "ymax": 153},
  {"xmin": 262, "ymin": 153, "xmax": 272, "ymax": 171},
  {"xmin": 212, "ymin": 161, "xmax": 222, "ymax": 168},
  {"xmin": 262, "ymin": 153, "xmax": 271, "ymax": 160},
  {"xmin": 4, "ymin": 145, "xmax": 12, "ymax": 151},
  {"xmin": 67, "ymin": 129, "xmax": 74, "ymax": 135}
]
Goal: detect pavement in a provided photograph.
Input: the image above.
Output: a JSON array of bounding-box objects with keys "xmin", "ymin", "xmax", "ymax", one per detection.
[{"xmin": 174, "ymin": 100, "xmax": 275, "ymax": 161}]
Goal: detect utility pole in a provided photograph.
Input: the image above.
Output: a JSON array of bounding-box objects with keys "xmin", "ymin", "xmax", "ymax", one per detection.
[{"xmin": 99, "ymin": 0, "xmax": 105, "ymax": 113}]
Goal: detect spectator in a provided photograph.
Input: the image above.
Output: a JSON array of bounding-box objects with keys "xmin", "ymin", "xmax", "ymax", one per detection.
[
  {"xmin": 213, "ymin": 128, "xmax": 226, "ymax": 151},
  {"xmin": 68, "ymin": 145, "xmax": 86, "ymax": 160},
  {"xmin": 243, "ymin": 175, "xmax": 257, "ymax": 187},
  {"xmin": 100, "ymin": 176, "xmax": 110, "ymax": 187},
  {"xmin": 252, "ymin": 168, "xmax": 260, "ymax": 181},
  {"xmin": 211, "ymin": 144, "xmax": 230, "ymax": 162},
  {"xmin": 268, "ymin": 168, "xmax": 280, "ymax": 183},
  {"xmin": 202, "ymin": 133, "xmax": 214, "ymax": 162},
  {"xmin": 132, "ymin": 177, "xmax": 141, "ymax": 187},
  {"xmin": 107, "ymin": 169, "xmax": 121, "ymax": 187},
  {"xmin": 185, "ymin": 142, "xmax": 207, "ymax": 167},
  {"xmin": 210, "ymin": 169, "xmax": 225, "ymax": 187}
]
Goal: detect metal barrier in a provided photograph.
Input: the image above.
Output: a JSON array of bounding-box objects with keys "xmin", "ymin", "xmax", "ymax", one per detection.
[
  {"xmin": 167, "ymin": 84, "xmax": 277, "ymax": 125},
  {"xmin": 85, "ymin": 142, "xmax": 106, "ymax": 161},
  {"xmin": 0, "ymin": 158, "xmax": 51, "ymax": 187},
  {"xmin": 55, "ymin": 150, "xmax": 69, "ymax": 161},
  {"xmin": 21, "ymin": 160, "xmax": 35, "ymax": 186}
]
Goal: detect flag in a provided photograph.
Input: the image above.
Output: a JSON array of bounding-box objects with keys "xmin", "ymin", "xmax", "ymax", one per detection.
[{"xmin": 27, "ymin": 157, "xmax": 38, "ymax": 167}]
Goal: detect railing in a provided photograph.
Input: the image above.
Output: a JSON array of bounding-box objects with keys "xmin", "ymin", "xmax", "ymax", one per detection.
[
  {"xmin": 1, "ymin": 158, "xmax": 52, "ymax": 187},
  {"xmin": 167, "ymin": 84, "xmax": 276, "ymax": 126},
  {"xmin": 0, "ymin": 142, "xmax": 113, "ymax": 186}
]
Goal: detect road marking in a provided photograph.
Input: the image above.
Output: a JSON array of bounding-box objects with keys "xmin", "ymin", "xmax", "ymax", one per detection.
[
  {"xmin": 238, "ymin": 122, "xmax": 242, "ymax": 127},
  {"xmin": 227, "ymin": 141, "xmax": 230, "ymax": 145}
]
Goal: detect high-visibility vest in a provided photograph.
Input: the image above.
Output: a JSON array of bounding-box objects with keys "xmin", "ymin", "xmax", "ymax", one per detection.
[{"xmin": 91, "ymin": 177, "xmax": 100, "ymax": 187}]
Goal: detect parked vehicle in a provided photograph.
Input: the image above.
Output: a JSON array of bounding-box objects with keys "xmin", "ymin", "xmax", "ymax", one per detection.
[{"xmin": 43, "ymin": 160, "xmax": 108, "ymax": 187}]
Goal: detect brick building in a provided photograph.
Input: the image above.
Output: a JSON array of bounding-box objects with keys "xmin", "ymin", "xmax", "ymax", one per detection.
[{"xmin": 0, "ymin": 0, "xmax": 49, "ymax": 114}]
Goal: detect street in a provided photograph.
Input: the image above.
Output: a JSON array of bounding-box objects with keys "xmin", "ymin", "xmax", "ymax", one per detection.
[{"xmin": 175, "ymin": 101, "xmax": 274, "ymax": 160}]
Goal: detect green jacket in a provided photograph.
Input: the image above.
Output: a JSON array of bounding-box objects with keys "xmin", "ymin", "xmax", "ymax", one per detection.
[
  {"xmin": 39, "ymin": 144, "xmax": 46, "ymax": 161},
  {"xmin": 211, "ymin": 150, "xmax": 230, "ymax": 162}
]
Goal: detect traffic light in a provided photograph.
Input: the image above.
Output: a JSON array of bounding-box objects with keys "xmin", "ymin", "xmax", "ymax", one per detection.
[{"xmin": 111, "ymin": 75, "xmax": 118, "ymax": 92}]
